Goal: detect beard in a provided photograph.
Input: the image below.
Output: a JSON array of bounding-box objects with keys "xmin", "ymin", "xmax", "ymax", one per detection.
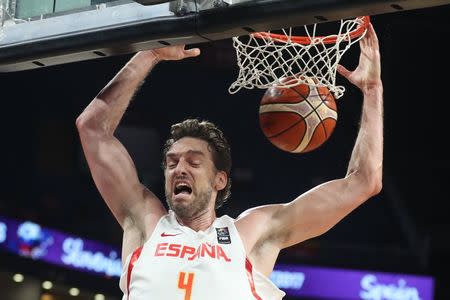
[{"xmin": 165, "ymin": 187, "xmax": 213, "ymax": 219}]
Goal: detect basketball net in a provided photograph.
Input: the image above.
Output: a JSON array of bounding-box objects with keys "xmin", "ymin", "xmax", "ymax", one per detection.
[{"xmin": 229, "ymin": 16, "xmax": 370, "ymax": 99}]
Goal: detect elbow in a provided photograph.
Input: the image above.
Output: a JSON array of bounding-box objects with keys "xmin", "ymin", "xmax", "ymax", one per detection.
[
  {"xmin": 75, "ymin": 114, "xmax": 107, "ymax": 140},
  {"xmin": 75, "ymin": 115, "xmax": 87, "ymax": 131},
  {"xmin": 349, "ymin": 167, "xmax": 383, "ymax": 198},
  {"xmin": 364, "ymin": 168, "xmax": 383, "ymax": 197},
  {"xmin": 75, "ymin": 102, "xmax": 108, "ymax": 135},
  {"xmin": 76, "ymin": 114, "xmax": 95, "ymax": 134},
  {"xmin": 370, "ymin": 175, "xmax": 383, "ymax": 196}
]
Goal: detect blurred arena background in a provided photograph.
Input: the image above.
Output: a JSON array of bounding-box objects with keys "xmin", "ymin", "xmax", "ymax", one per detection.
[{"xmin": 1, "ymin": 0, "xmax": 449, "ymax": 299}]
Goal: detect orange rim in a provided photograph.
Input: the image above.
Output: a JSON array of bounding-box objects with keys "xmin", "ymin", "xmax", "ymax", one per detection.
[{"xmin": 253, "ymin": 16, "xmax": 370, "ymax": 45}]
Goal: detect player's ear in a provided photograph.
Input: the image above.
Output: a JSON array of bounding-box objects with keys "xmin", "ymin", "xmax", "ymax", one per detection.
[{"xmin": 214, "ymin": 171, "xmax": 227, "ymax": 191}]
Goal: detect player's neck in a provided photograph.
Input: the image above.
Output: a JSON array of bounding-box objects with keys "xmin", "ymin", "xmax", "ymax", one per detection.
[{"xmin": 176, "ymin": 209, "xmax": 217, "ymax": 232}]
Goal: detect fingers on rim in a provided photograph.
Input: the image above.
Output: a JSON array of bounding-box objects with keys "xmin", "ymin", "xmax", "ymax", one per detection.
[
  {"xmin": 370, "ymin": 24, "xmax": 380, "ymax": 44},
  {"xmin": 360, "ymin": 22, "xmax": 377, "ymax": 47}
]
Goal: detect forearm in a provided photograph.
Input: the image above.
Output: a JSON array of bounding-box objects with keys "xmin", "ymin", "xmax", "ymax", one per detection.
[
  {"xmin": 346, "ymin": 84, "xmax": 383, "ymax": 192},
  {"xmin": 77, "ymin": 51, "xmax": 160, "ymax": 134}
]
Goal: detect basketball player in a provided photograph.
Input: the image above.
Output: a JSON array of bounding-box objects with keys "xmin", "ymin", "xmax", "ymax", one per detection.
[{"xmin": 76, "ymin": 23, "xmax": 382, "ymax": 299}]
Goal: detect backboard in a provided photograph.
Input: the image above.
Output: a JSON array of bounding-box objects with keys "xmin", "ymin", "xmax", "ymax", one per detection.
[{"xmin": 1, "ymin": 0, "xmax": 450, "ymax": 72}]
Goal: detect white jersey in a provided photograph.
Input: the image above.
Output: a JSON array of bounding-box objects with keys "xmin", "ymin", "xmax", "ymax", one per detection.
[{"xmin": 119, "ymin": 210, "xmax": 286, "ymax": 300}]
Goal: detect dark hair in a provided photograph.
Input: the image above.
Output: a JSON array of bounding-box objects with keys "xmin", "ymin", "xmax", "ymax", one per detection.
[{"xmin": 162, "ymin": 119, "xmax": 232, "ymax": 209}]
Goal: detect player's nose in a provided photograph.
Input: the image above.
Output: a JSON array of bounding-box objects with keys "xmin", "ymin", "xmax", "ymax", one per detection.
[{"xmin": 173, "ymin": 159, "xmax": 188, "ymax": 175}]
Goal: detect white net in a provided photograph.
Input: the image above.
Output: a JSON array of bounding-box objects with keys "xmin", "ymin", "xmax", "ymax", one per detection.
[{"xmin": 229, "ymin": 16, "xmax": 369, "ymax": 98}]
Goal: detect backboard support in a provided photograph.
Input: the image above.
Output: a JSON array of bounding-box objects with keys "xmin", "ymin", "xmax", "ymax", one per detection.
[{"xmin": 1, "ymin": 0, "xmax": 450, "ymax": 72}]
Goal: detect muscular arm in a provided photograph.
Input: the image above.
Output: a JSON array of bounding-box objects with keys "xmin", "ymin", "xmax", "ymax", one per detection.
[
  {"xmin": 237, "ymin": 24, "xmax": 383, "ymax": 275},
  {"xmin": 76, "ymin": 51, "xmax": 166, "ymax": 243},
  {"xmin": 76, "ymin": 47, "xmax": 200, "ymax": 258}
]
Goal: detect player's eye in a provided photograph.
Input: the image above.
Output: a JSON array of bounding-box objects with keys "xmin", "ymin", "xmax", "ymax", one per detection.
[
  {"xmin": 189, "ymin": 159, "xmax": 201, "ymax": 167},
  {"xmin": 191, "ymin": 162, "xmax": 200, "ymax": 167},
  {"xmin": 167, "ymin": 161, "xmax": 177, "ymax": 169}
]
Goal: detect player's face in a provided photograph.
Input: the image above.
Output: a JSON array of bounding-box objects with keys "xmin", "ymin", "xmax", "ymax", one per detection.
[{"xmin": 164, "ymin": 137, "xmax": 220, "ymax": 219}]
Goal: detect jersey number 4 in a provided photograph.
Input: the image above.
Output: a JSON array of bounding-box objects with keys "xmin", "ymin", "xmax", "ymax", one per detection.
[{"xmin": 178, "ymin": 272, "xmax": 195, "ymax": 300}]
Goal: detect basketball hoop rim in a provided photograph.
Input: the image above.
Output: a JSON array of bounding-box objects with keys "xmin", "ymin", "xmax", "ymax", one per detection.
[{"xmin": 252, "ymin": 16, "xmax": 370, "ymax": 45}]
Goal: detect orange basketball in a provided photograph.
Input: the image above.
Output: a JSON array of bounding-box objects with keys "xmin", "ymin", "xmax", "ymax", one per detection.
[{"xmin": 259, "ymin": 77, "xmax": 337, "ymax": 153}]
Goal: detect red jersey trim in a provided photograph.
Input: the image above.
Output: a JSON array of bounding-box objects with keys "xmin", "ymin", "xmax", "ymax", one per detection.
[
  {"xmin": 245, "ymin": 257, "xmax": 262, "ymax": 300},
  {"xmin": 127, "ymin": 246, "xmax": 144, "ymax": 300}
]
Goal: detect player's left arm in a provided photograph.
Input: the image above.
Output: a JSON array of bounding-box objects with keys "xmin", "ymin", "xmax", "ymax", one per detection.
[{"xmin": 237, "ymin": 24, "xmax": 383, "ymax": 262}]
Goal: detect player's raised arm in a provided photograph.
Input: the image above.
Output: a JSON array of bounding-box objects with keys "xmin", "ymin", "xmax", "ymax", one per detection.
[
  {"xmin": 276, "ymin": 23, "xmax": 383, "ymax": 247},
  {"xmin": 75, "ymin": 46, "xmax": 200, "ymax": 239},
  {"xmin": 237, "ymin": 24, "xmax": 382, "ymax": 273}
]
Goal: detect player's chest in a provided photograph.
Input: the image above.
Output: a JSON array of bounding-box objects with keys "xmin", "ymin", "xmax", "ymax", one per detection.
[
  {"xmin": 136, "ymin": 234, "xmax": 241, "ymax": 267},
  {"xmin": 128, "ymin": 239, "xmax": 251, "ymax": 299}
]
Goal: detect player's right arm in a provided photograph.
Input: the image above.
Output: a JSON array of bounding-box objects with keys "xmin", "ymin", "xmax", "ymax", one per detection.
[{"xmin": 76, "ymin": 46, "xmax": 200, "ymax": 257}]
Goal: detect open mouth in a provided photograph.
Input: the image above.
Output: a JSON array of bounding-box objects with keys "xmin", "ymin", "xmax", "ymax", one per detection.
[{"xmin": 174, "ymin": 183, "xmax": 192, "ymax": 195}]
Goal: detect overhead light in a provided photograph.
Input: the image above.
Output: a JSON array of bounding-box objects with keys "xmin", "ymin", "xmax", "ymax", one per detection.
[
  {"xmin": 13, "ymin": 273, "xmax": 24, "ymax": 282},
  {"xmin": 69, "ymin": 287, "xmax": 80, "ymax": 296},
  {"xmin": 94, "ymin": 294, "xmax": 105, "ymax": 300},
  {"xmin": 42, "ymin": 281, "xmax": 53, "ymax": 290}
]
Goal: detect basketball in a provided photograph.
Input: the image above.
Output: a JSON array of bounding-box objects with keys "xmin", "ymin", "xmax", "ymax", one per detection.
[{"xmin": 259, "ymin": 77, "xmax": 337, "ymax": 153}]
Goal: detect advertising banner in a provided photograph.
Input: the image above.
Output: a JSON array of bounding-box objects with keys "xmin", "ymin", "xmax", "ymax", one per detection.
[
  {"xmin": 1, "ymin": 215, "xmax": 434, "ymax": 299},
  {"xmin": 0, "ymin": 216, "xmax": 121, "ymax": 277}
]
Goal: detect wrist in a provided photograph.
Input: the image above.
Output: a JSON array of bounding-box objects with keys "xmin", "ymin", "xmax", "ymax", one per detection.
[
  {"xmin": 362, "ymin": 80, "xmax": 383, "ymax": 96},
  {"xmin": 147, "ymin": 50, "xmax": 162, "ymax": 64},
  {"xmin": 138, "ymin": 50, "xmax": 162, "ymax": 64},
  {"xmin": 128, "ymin": 50, "xmax": 161, "ymax": 74}
]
